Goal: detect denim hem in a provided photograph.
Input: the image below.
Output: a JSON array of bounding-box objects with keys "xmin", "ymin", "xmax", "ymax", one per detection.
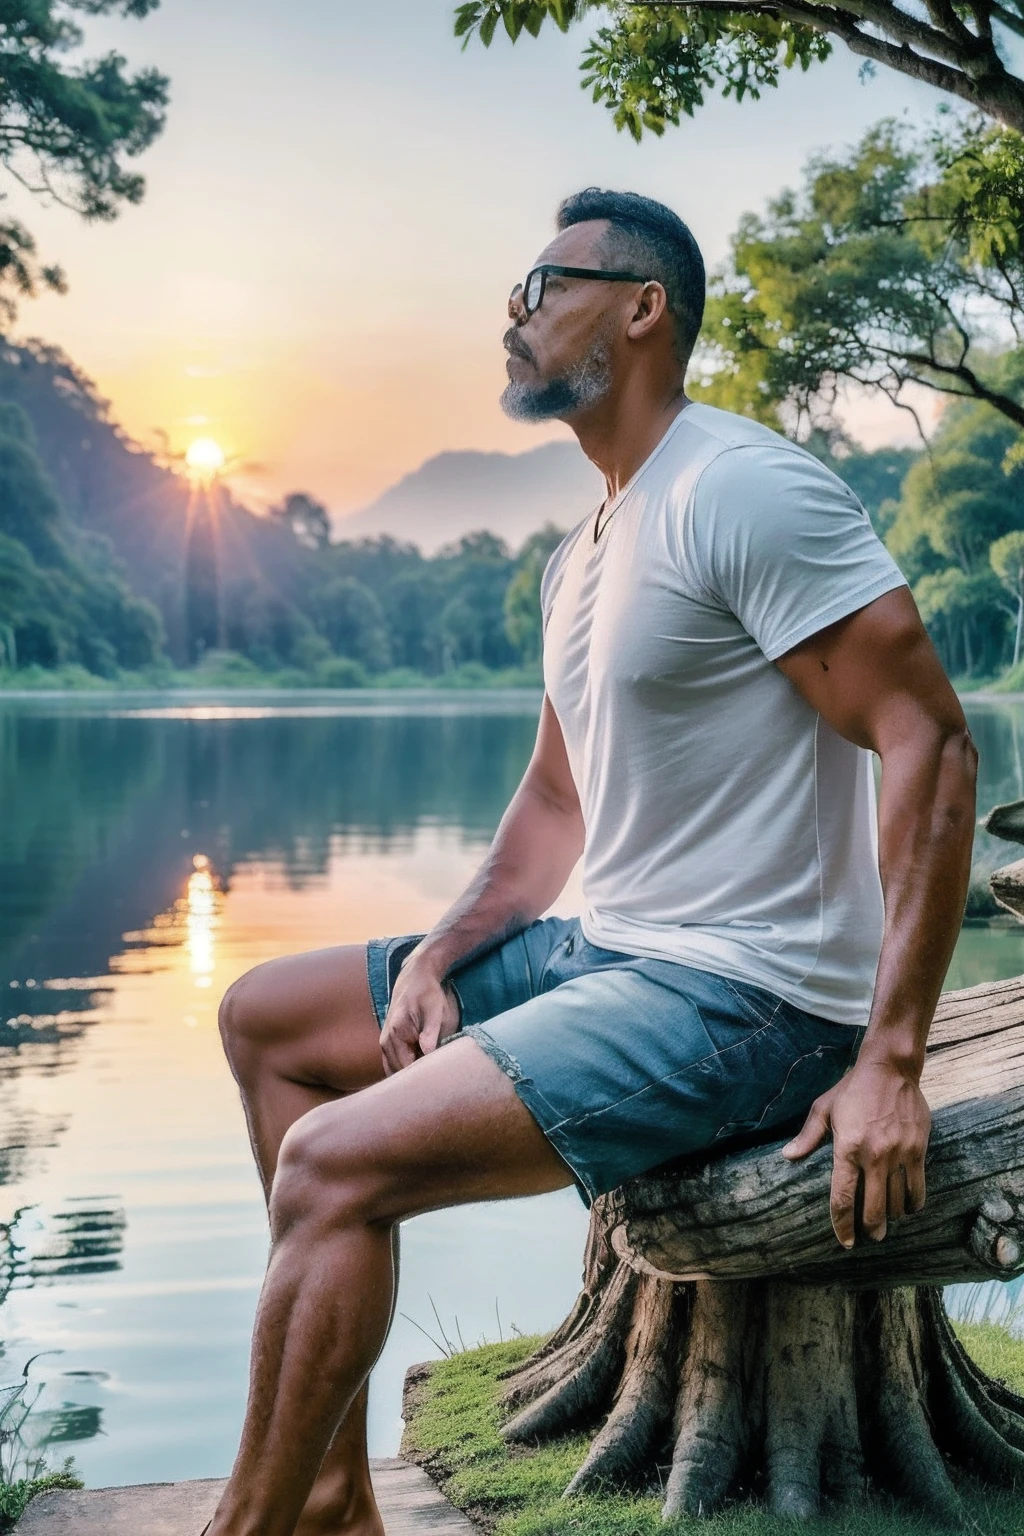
[
  {"xmin": 365, "ymin": 938, "xmax": 390, "ymax": 1028},
  {"xmin": 446, "ymin": 977, "xmax": 467, "ymax": 1031},
  {"xmin": 365, "ymin": 933, "xmax": 425, "ymax": 1030},
  {"xmin": 462, "ymin": 1022, "xmax": 597, "ymax": 1208}
]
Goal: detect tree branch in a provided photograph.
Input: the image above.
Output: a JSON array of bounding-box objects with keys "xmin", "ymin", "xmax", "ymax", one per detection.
[
  {"xmin": 829, "ymin": 18, "xmax": 1024, "ymax": 126},
  {"xmin": 989, "ymin": 0, "xmax": 1024, "ymax": 38},
  {"xmin": 877, "ymin": 343, "xmax": 1024, "ymax": 424},
  {"xmin": 968, "ymin": 0, "xmax": 996, "ymax": 44},
  {"xmin": 627, "ymin": 0, "xmax": 974, "ymax": 60},
  {"xmin": 626, "ymin": 0, "xmax": 1024, "ymax": 128},
  {"xmin": 923, "ymin": 0, "xmax": 980, "ymax": 47}
]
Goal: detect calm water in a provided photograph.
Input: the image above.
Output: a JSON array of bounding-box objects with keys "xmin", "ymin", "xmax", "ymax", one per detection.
[{"xmin": 0, "ymin": 691, "xmax": 1022, "ymax": 1487}]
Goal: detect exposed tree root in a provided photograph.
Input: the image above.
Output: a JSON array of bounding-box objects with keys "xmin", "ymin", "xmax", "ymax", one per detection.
[
  {"xmin": 563, "ymin": 1273, "xmax": 684, "ymax": 1496},
  {"xmin": 865, "ymin": 1290, "xmax": 962, "ymax": 1525},
  {"xmin": 664, "ymin": 1279, "xmax": 758, "ymax": 1518},
  {"xmin": 500, "ymin": 1241, "xmax": 1024, "ymax": 1523},
  {"xmin": 499, "ymin": 1257, "xmax": 638, "ymax": 1439}
]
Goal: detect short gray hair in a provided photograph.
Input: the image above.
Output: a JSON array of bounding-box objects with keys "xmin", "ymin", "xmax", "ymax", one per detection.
[{"xmin": 556, "ymin": 187, "xmax": 705, "ymax": 364}]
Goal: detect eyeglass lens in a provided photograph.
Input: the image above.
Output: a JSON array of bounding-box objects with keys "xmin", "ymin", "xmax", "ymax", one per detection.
[{"xmin": 525, "ymin": 270, "xmax": 543, "ymax": 313}]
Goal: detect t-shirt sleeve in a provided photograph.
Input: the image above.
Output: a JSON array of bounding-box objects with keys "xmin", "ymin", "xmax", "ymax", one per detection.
[{"xmin": 685, "ymin": 443, "xmax": 909, "ymax": 661}]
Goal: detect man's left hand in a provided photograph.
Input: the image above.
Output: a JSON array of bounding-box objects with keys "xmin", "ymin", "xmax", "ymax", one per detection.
[{"xmin": 781, "ymin": 1060, "xmax": 931, "ymax": 1249}]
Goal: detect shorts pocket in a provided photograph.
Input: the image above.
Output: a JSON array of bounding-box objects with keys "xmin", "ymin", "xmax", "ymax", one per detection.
[{"xmin": 711, "ymin": 1030, "xmax": 853, "ymax": 1144}]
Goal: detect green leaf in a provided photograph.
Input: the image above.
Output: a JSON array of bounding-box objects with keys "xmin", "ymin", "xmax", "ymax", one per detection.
[
  {"xmin": 453, "ymin": 3, "xmax": 482, "ymax": 38},
  {"xmin": 479, "ymin": 6, "xmax": 499, "ymax": 46}
]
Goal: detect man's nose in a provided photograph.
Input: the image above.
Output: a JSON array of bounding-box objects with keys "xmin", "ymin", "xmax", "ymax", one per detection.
[{"xmin": 508, "ymin": 286, "xmax": 527, "ymax": 324}]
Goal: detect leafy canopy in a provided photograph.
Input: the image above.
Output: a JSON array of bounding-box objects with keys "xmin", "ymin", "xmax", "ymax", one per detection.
[
  {"xmin": 877, "ymin": 395, "xmax": 1024, "ymax": 679},
  {"xmin": 885, "ymin": 399, "xmax": 1024, "ymax": 580},
  {"xmin": 0, "ymin": 399, "xmax": 163, "ymax": 673},
  {"xmin": 0, "ymin": 0, "xmax": 168, "ymax": 321},
  {"xmin": 693, "ymin": 115, "xmax": 1024, "ymax": 437},
  {"xmin": 454, "ymin": 0, "xmax": 1024, "ymax": 136}
]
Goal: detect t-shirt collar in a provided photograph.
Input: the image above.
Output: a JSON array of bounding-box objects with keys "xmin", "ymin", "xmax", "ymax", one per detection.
[{"xmin": 593, "ymin": 400, "xmax": 696, "ymax": 542}]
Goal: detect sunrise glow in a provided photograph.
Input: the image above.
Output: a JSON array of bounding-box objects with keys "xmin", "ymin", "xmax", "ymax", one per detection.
[{"xmin": 185, "ymin": 437, "xmax": 226, "ymax": 482}]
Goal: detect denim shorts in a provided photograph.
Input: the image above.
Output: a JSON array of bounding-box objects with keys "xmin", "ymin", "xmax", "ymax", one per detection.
[{"xmin": 366, "ymin": 915, "xmax": 866, "ymax": 1207}]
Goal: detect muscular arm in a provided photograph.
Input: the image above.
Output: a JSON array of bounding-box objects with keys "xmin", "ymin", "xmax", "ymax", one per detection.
[
  {"xmin": 774, "ymin": 585, "xmax": 978, "ymax": 1245},
  {"xmin": 380, "ymin": 695, "xmax": 584, "ymax": 1073}
]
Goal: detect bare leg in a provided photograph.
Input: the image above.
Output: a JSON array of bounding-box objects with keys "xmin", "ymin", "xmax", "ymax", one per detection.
[
  {"xmin": 219, "ymin": 945, "xmax": 388, "ymax": 1194},
  {"xmin": 208, "ymin": 1034, "xmax": 574, "ymax": 1536},
  {"xmin": 219, "ymin": 945, "xmax": 428, "ymax": 1535}
]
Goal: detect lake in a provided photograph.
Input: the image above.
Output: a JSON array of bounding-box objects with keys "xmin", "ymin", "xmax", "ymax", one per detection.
[{"xmin": 0, "ymin": 691, "xmax": 1022, "ymax": 1488}]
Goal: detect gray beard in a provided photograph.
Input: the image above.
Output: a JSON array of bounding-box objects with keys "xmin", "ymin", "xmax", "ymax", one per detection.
[{"xmin": 500, "ymin": 336, "xmax": 613, "ymax": 423}]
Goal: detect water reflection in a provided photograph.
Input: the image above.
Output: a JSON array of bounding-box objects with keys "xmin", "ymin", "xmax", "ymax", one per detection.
[
  {"xmin": 0, "ymin": 1202, "xmax": 125, "ymax": 1475},
  {"xmin": 0, "ymin": 1362, "xmax": 109, "ymax": 1485},
  {"xmin": 0, "ymin": 695, "xmax": 576, "ymax": 1486},
  {"xmin": 31, "ymin": 1402, "xmax": 104, "ymax": 1445},
  {"xmin": 0, "ymin": 704, "xmax": 538, "ymax": 986},
  {"xmin": 0, "ymin": 702, "xmax": 540, "ymax": 1194},
  {"xmin": 962, "ymin": 701, "xmax": 1024, "ymax": 885},
  {"xmin": 4, "ymin": 1202, "xmax": 126, "ymax": 1292},
  {"xmin": 0, "ymin": 692, "xmax": 1022, "ymax": 1487}
]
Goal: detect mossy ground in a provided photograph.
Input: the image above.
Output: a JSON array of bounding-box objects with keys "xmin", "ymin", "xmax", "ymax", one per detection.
[{"xmin": 401, "ymin": 1324, "xmax": 1024, "ymax": 1536}]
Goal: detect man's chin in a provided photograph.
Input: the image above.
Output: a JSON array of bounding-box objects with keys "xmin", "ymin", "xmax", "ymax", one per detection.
[{"xmin": 500, "ymin": 379, "xmax": 575, "ymax": 424}]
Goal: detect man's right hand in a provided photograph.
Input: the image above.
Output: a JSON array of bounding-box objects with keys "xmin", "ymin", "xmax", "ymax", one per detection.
[{"xmin": 379, "ymin": 954, "xmax": 461, "ymax": 1076}]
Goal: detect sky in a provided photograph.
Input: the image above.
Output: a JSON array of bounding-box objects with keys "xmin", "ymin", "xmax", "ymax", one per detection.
[{"xmin": 5, "ymin": 0, "xmax": 951, "ymax": 520}]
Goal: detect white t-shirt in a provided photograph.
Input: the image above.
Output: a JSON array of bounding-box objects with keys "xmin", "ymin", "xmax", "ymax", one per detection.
[{"xmin": 541, "ymin": 402, "xmax": 908, "ymax": 1027}]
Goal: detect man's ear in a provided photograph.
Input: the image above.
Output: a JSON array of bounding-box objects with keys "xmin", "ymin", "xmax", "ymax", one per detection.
[{"xmin": 626, "ymin": 281, "xmax": 669, "ymax": 342}]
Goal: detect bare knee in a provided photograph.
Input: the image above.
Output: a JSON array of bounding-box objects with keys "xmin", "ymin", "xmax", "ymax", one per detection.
[
  {"xmin": 218, "ymin": 963, "xmax": 281, "ymax": 1079},
  {"xmin": 270, "ymin": 1106, "xmax": 385, "ymax": 1236}
]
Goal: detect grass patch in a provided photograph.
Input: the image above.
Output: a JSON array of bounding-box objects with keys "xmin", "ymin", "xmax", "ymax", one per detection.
[
  {"xmin": 952, "ymin": 1320, "xmax": 1024, "ymax": 1394},
  {"xmin": 402, "ymin": 1330, "xmax": 1024, "ymax": 1536},
  {"xmin": 0, "ymin": 1465, "xmax": 81, "ymax": 1532}
]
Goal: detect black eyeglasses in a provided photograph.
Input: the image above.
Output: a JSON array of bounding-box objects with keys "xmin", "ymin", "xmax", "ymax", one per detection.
[{"xmin": 509, "ymin": 264, "xmax": 650, "ymax": 320}]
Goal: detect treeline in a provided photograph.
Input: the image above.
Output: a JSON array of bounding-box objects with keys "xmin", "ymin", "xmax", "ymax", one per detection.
[
  {"xmin": 3, "ymin": 333, "xmax": 1024, "ymax": 689},
  {"xmin": 689, "ymin": 109, "xmax": 1024, "ymax": 691},
  {"xmin": 0, "ymin": 340, "xmax": 567, "ymax": 688},
  {"xmin": 260, "ymin": 396, "xmax": 1024, "ymax": 691},
  {"xmin": 881, "ymin": 389, "xmax": 1024, "ymax": 684},
  {"xmin": 171, "ymin": 372, "xmax": 1024, "ymax": 690},
  {"xmin": 189, "ymin": 523, "xmax": 565, "ymax": 688},
  {"xmin": 0, "ymin": 399, "xmax": 164, "ymax": 676}
]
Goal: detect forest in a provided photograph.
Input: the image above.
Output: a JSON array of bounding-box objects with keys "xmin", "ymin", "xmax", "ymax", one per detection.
[
  {"xmin": 0, "ymin": 339, "xmax": 561, "ymax": 689},
  {"xmin": 0, "ymin": 327, "xmax": 1022, "ymax": 690},
  {"xmin": 0, "ymin": 0, "xmax": 1022, "ymax": 693}
]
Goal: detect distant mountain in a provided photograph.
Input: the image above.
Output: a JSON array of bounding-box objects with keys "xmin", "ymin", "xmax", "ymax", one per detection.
[{"xmin": 336, "ymin": 442, "xmax": 603, "ymax": 554}]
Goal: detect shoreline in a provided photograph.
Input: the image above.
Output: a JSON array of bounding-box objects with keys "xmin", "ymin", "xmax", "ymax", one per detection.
[
  {"xmin": 0, "ymin": 683, "xmax": 1014, "ymax": 704},
  {"xmin": 958, "ymin": 690, "xmax": 1024, "ymax": 703},
  {"xmin": 0, "ymin": 685, "xmax": 545, "ymax": 704}
]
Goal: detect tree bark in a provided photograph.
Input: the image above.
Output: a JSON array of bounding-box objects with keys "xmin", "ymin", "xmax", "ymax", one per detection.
[{"xmin": 498, "ymin": 968, "xmax": 1024, "ymax": 1522}]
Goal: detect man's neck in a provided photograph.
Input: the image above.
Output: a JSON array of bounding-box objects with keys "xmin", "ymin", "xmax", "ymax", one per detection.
[{"xmin": 572, "ymin": 376, "xmax": 691, "ymax": 502}]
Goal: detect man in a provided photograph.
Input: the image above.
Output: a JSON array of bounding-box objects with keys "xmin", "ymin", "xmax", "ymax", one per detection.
[{"xmin": 206, "ymin": 189, "xmax": 978, "ymax": 1536}]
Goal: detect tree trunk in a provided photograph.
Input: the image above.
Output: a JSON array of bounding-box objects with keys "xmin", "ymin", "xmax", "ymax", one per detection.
[{"xmin": 498, "ymin": 968, "xmax": 1024, "ymax": 1523}]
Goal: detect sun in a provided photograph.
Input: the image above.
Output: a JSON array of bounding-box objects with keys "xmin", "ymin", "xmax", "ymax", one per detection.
[{"xmin": 185, "ymin": 437, "xmax": 226, "ymax": 482}]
